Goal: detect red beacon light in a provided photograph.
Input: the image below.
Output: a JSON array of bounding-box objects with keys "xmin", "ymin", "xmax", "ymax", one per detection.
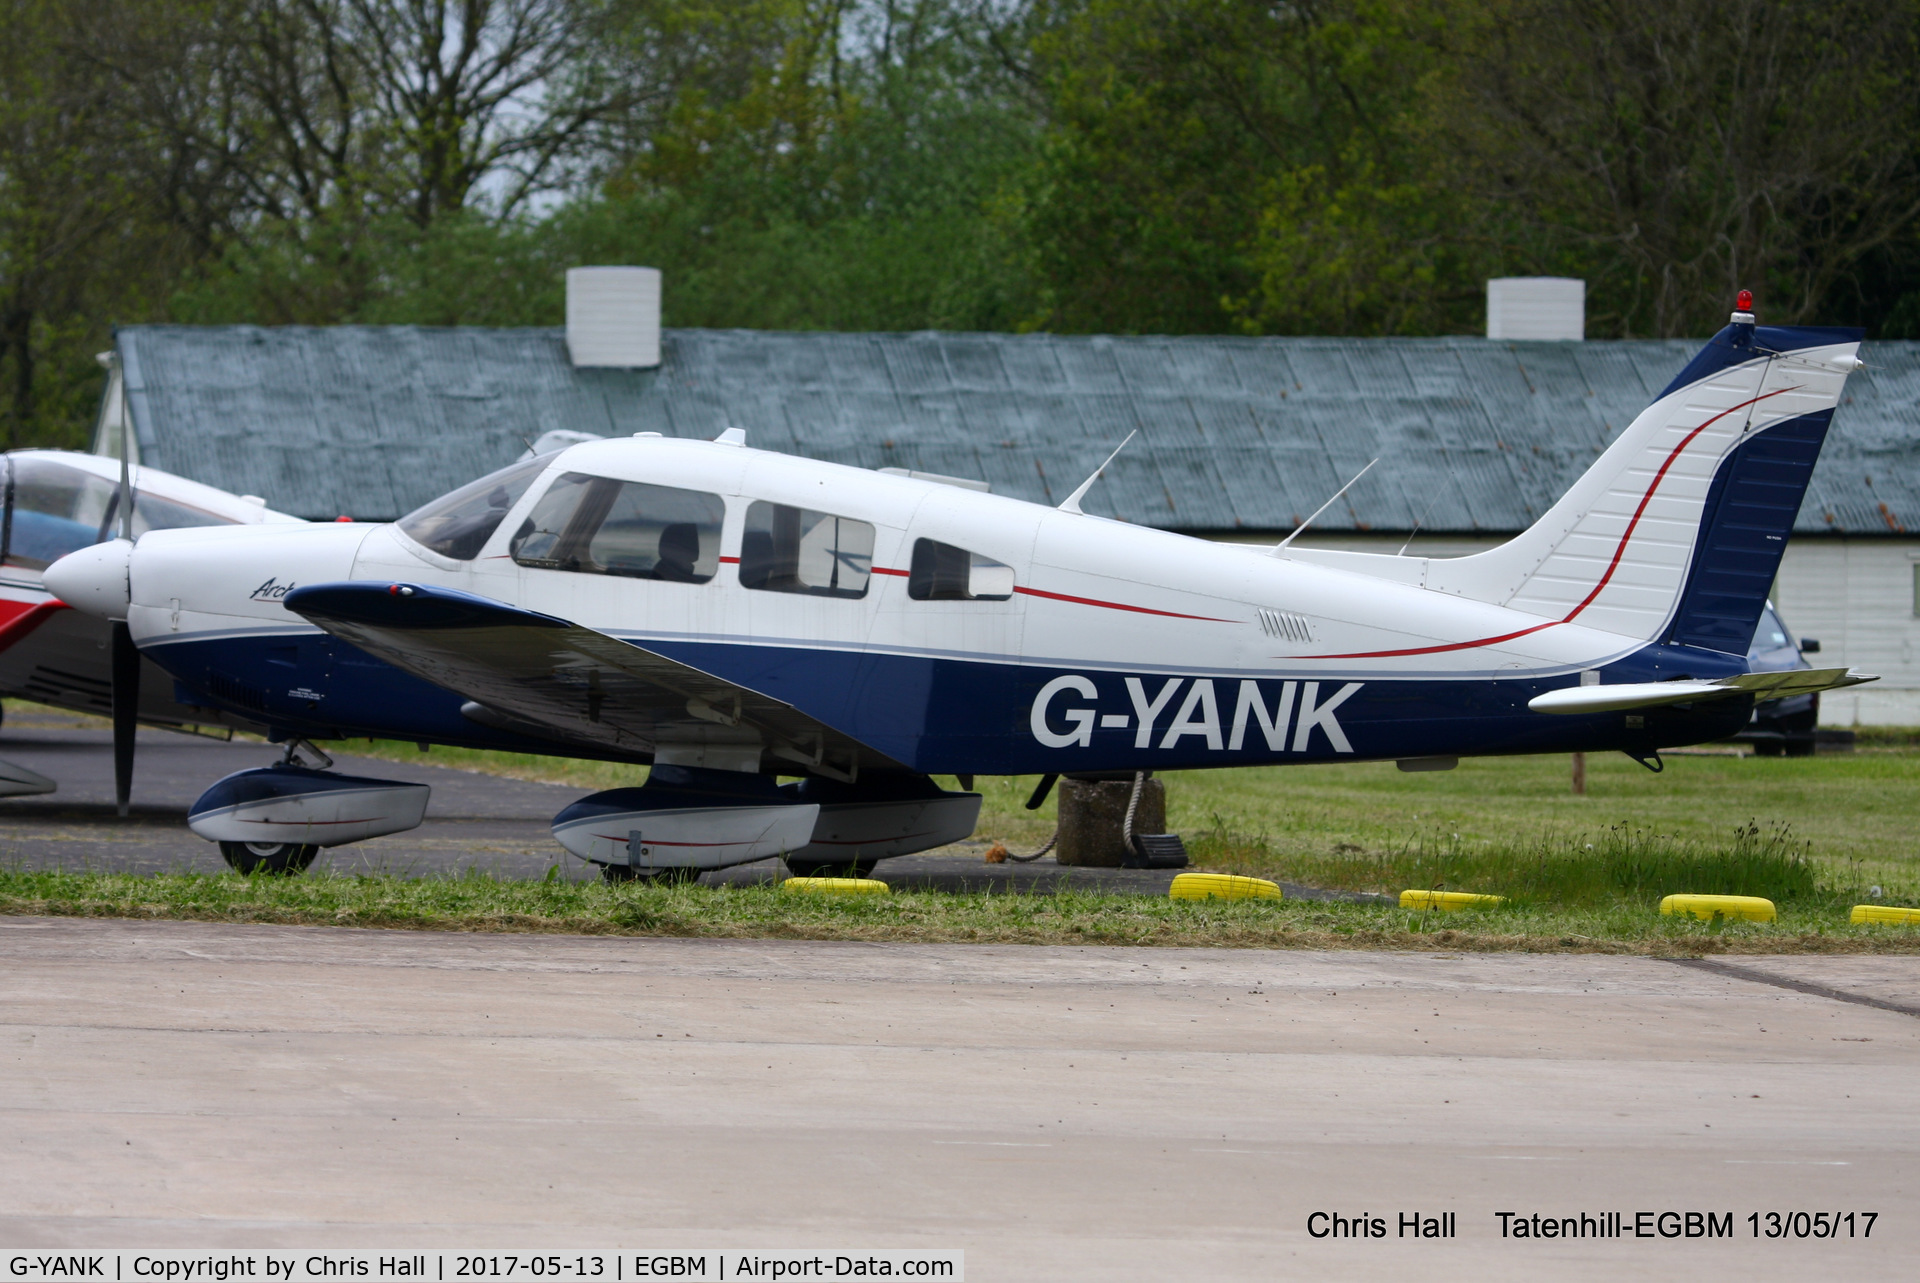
[{"xmin": 1731, "ymin": 289, "xmax": 1755, "ymax": 325}]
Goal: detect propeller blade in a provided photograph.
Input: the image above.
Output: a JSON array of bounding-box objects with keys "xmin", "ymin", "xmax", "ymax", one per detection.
[{"xmin": 111, "ymin": 621, "xmax": 139, "ymax": 816}]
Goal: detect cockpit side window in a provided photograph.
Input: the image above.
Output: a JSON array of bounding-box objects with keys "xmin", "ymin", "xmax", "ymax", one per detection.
[
  {"xmin": 510, "ymin": 473, "xmax": 723, "ymax": 582},
  {"xmin": 739, "ymin": 501, "xmax": 874, "ymax": 599},
  {"xmin": 907, "ymin": 538, "xmax": 1015, "ymax": 601},
  {"xmin": 397, "ymin": 455, "xmax": 549, "ymax": 560}
]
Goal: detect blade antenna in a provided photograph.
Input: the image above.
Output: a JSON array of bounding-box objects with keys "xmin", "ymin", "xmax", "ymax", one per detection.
[
  {"xmin": 1398, "ymin": 490, "xmax": 1443, "ymax": 557},
  {"xmin": 1273, "ymin": 458, "xmax": 1378, "ymax": 555},
  {"xmin": 1058, "ymin": 431, "xmax": 1137, "ymax": 515}
]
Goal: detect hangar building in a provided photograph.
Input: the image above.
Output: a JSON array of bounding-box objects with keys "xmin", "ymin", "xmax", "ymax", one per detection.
[{"xmin": 90, "ymin": 290, "xmax": 1920, "ymax": 724}]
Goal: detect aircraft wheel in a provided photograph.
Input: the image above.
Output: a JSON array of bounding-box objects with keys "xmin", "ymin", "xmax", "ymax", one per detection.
[
  {"xmin": 784, "ymin": 857, "xmax": 880, "ymax": 880},
  {"xmin": 598, "ymin": 862, "xmax": 698, "ymax": 885},
  {"xmin": 219, "ymin": 841, "xmax": 319, "ymax": 875}
]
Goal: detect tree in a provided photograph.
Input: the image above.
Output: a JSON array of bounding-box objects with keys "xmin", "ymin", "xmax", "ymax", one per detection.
[
  {"xmin": 1434, "ymin": 0, "xmax": 1920, "ymax": 336},
  {"xmin": 1007, "ymin": 0, "xmax": 1475, "ymax": 335},
  {"xmin": 0, "ymin": 0, "xmax": 183, "ymax": 448},
  {"xmin": 555, "ymin": 0, "xmax": 1039, "ymax": 331},
  {"xmin": 103, "ymin": 0, "xmax": 650, "ymax": 323}
]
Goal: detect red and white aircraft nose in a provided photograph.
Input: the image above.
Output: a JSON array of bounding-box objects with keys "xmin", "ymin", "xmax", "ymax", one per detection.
[{"xmin": 44, "ymin": 539, "xmax": 133, "ymax": 620}]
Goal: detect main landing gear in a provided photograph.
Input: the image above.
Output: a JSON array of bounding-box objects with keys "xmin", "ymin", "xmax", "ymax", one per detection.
[
  {"xmin": 783, "ymin": 857, "xmax": 881, "ymax": 880},
  {"xmin": 553, "ymin": 766, "xmax": 984, "ymax": 885},
  {"xmin": 596, "ymin": 862, "xmax": 700, "ymax": 885},
  {"xmin": 189, "ymin": 737, "xmax": 431, "ymax": 876},
  {"xmin": 218, "ymin": 840, "xmax": 319, "ymax": 875}
]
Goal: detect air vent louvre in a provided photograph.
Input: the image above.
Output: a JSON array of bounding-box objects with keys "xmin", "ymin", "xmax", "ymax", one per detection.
[
  {"xmin": 1256, "ymin": 608, "xmax": 1315, "ymax": 644},
  {"xmin": 24, "ymin": 666, "xmax": 111, "ymax": 711},
  {"xmin": 206, "ymin": 671, "xmax": 268, "ymax": 712}
]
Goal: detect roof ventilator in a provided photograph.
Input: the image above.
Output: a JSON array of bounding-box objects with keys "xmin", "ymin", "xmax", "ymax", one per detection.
[{"xmin": 566, "ymin": 266, "xmax": 662, "ymax": 368}]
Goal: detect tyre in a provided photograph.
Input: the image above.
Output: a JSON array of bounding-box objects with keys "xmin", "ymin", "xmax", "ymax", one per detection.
[
  {"xmin": 784, "ymin": 857, "xmax": 880, "ymax": 880},
  {"xmin": 219, "ymin": 841, "xmax": 319, "ymax": 875},
  {"xmin": 598, "ymin": 862, "xmax": 699, "ymax": 885}
]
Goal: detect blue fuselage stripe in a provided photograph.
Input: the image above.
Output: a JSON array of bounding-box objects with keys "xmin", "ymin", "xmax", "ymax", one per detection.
[{"xmin": 142, "ymin": 630, "xmax": 1754, "ymax": 774}]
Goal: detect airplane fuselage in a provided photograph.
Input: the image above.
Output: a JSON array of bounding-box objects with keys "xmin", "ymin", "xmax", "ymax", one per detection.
[{"xmin": 127, "ymin": 435, "xmax": 1756, "ymax": 775}]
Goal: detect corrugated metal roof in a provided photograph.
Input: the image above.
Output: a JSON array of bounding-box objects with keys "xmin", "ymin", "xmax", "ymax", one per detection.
[{"xmin": 115, "ymin": 325, "xmax": 1920, "ymax": 533}]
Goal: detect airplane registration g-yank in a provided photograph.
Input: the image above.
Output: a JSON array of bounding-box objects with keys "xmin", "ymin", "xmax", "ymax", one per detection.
[{"xmin": 45, "ymin": 296, "xmax": 1878, "ymax": 878}]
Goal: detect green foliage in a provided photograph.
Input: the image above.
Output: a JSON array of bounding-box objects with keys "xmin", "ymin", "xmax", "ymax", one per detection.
[{"xmin": 6, "ymin": 0, "xmax": 1920, "ymax": 450}]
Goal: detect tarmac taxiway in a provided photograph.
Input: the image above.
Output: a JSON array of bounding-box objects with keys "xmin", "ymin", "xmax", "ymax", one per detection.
[{"xmin": 0, "ymin": 919, "xmax": 1915, "ymax": 1279}]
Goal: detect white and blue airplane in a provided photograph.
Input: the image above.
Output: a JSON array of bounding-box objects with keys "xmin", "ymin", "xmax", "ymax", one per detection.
[{"xmin": 45, "ymin": 295, "xmax": 1875, "ymax": 876}]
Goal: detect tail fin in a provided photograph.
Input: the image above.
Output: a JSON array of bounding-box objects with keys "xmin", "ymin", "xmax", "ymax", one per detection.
[{"xmin": 1427, "ymin": 320, "xmax": 1864, "ymax": 653}]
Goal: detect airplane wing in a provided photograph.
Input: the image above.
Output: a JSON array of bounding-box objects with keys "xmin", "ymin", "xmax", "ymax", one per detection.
[
  {"xmin": 1528, "ymin": 667, "xmax": 1876, "ymax": 715},
  {"xmin": 283, "ymin": 581, "xmax": 897, "ymax": 780}
]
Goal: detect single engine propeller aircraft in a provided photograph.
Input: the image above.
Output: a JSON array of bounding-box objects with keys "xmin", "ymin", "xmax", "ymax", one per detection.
[
  {"xmin": 46, "ymin": 294, "xmax": 1877, "ymax": 877},
  {"xmin": 0, "ymin": 450, "xmax": 298, "ymax": 799}
]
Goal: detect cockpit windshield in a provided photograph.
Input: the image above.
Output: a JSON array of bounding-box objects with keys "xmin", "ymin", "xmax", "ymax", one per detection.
[{"xmin": 397, "ymin": 455, "xmax": 550, "ymax": 560}]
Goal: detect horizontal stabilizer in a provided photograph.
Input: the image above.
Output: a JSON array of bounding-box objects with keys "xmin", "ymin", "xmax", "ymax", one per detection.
[{"xmin": 1528, "ymin": 667, "xmax": 1876, "ymax": 715}]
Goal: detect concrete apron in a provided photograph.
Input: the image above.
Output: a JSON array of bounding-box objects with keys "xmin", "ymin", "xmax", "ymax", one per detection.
[{"xmin": 0, "ymin": 918, "xmax": 1916, "ymax": 1281}]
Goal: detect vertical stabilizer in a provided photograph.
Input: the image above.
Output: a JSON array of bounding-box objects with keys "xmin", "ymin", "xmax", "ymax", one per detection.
[{"xmin": 1426, "ymin": 311, "xmax": 1863, "ymax": 652}]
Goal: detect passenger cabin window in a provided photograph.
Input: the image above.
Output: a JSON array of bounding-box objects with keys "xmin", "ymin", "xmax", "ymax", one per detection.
[
  {"xmin": 907, "ymin": 538, "xmax": 1015, "ymax": 601},
  {"xmin": 511, "ymin": 473, "xmax": 723, "ymax": 582},
  {"xmin": 398, "ymin": 455, "xmax": 548, "ymax": 560},
  {"xmin": 739, "ymin": 502, "xmax": 874, "ymax": 599}
]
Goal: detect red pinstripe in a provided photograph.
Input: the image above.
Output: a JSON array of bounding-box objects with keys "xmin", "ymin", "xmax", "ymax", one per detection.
[{"xmin": 1295, "ymin": 385, "xmax": 1800, "ymax": 660}]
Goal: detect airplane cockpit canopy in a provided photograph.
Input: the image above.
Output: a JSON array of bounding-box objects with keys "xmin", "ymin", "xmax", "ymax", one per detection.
[{"xmin": 3, "ymin": 454, "xmax": 232, "ymax": 572}]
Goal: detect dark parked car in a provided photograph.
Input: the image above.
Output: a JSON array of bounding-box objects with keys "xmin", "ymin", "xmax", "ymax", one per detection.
[{"xmin": 1735, "ymin": 603, "xmax": 1822, "ymax": 756}]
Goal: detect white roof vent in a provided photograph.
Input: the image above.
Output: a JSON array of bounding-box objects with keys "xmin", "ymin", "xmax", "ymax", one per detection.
[
  {"xmin": 876, "ymin": 466, "xmax": 991, "ymax": 493},
  {"xmin": 567, "ymin": 266, "xmax": 662, "ymax": 367},
  {"xmin": 520, "ymin": 428, "xmax": 604, "ymax": 459},
  {"xmin": 1486, "ymin": 277, "xmax": 1585, "ymax": 341}
]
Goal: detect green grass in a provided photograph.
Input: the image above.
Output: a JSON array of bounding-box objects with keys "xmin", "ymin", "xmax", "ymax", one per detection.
[
  {"xmin": 5, "ymin": 707, "xmax": 1917, "ymax": 951},
  {"xmin": 1, "ymin": 866, "xmax": 1916, "ymax": 954},
  {"xmin": 339, "ymin": 737, "xmax": 1920, "ymax": 905}
]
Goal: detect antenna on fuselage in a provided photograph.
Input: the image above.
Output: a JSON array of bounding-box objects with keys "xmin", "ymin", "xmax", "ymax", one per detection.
[
  {"xmin": 1058, "ymin": 431, "xmax": 1137, "ymax": 515},
  {"xmin": 1271, "ymin": 458, "xmax": 1378, "ymax": 556},
  {"xmin": 1397, "ymin": 490, "xmax": 1443, "ymax": 557}
]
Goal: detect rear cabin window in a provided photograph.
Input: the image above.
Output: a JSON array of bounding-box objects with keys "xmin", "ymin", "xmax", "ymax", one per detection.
[
  {"xmin": 398, "ymin": 455, "xmax": 548, "ymax": 560},
  {"xmin": 907, "ymin": 538, "xmax": 1015, "ymax": 601},
  {"xmin": 739, "ymin": 502, "xmax": 874, "ymax": 599},
  {"xmin": 510, "ymin": 473, "xmax": 724, "ymax": 582}
]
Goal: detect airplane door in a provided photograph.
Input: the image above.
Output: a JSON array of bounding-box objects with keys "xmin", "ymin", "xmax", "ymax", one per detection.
[{"xmin": 863, "ymin": 489, "xmax": 1037, "ymax": 763}]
